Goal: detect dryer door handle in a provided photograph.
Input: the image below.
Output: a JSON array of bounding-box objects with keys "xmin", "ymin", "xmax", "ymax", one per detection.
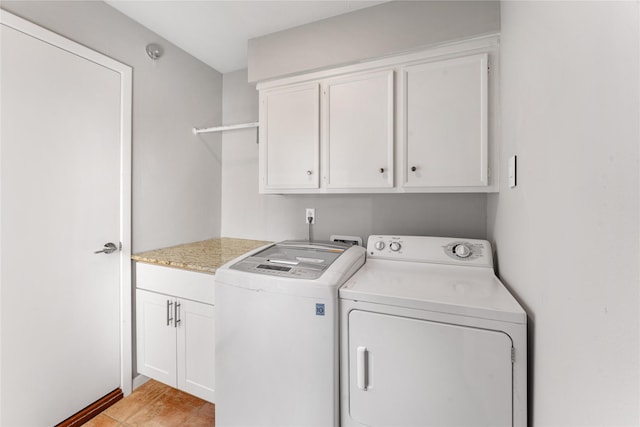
[{"xmin": 356, "ymin": 346, "xmax": 368, "ymax": 391}]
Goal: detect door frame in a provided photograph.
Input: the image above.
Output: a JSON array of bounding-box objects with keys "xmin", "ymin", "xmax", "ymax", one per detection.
[{"xmin": 0, "ymin": 10, "xmax": 133, "ymax": 395}]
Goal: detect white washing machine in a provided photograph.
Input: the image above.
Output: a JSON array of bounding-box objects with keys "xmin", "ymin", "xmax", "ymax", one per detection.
[
  {"xmin": 215, "ymin": 240, "xmax": 366, "ymax": 427},
  {"xmin": 340, "ymin": 235, "xmax": 527, "ymax": 427}
]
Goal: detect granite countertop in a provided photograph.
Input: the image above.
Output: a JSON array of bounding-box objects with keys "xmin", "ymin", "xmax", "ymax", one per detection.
[{"xmin": 132, "ymin": 237, "xmax": 271, "ymax": 274}]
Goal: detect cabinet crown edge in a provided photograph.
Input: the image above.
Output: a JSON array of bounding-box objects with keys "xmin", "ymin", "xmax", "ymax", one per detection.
[{"xmin": 256, "ymin": 34, "xmax": 499, "ymax": 91}]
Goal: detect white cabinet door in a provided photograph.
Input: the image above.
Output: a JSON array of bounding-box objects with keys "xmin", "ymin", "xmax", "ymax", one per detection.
[
  {"xmin": 135, "ymin": 263, "xmax": 216, "ymax": 403},
  {"xmin": 260, "ymin": 83, "xmax": 320, "ymax": 191},
  {"xmin": 177, "ymin": 299, "xmax": 216, "ymax": 402},
  {"xmin": 403, "ymin": 54, "xmax": 488, "ymax": 188},
  {"xmin": 136, "ymin": 289, "xmax": 177, "ymax": 387},
  {"xmin": 348, "ymin": 310, "xmax": 513, "ymax": 427},
  {"xmin": 325, "ymin": 70, "xmax": 394, "ymax": 189}
]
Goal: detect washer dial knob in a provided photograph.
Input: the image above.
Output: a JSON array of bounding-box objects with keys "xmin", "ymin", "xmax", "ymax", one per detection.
[
  {"xmin": 453, "ymin": 244, "xmax": 472, "ymax": 258},
  {"xmin": 374, "ymin": 241, "xmax": 385, "ymax": 251},
  {"xmin": 389, "ymin": 242, "xmax": 402, "ymax": 252}
]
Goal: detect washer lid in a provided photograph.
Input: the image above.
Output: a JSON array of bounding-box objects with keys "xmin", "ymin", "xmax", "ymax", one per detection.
[
  {"xmin": 340, "ymin": 259, "xmax": 526, "ymax": 324},
  {"xmin": 230, "ymin": 240, "xmax": 348, "ymax": 280}
]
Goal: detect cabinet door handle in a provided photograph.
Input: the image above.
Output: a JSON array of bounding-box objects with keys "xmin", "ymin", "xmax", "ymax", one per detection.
[
  {"xmin": 174, "ymin": 301, "xmax": 181, "ymax": 328},
  {"xmin": 356, "ymin": 346, "xmax": 368, "ymax": 391},
  {"xmin": 411, "ymin": 166, "xmax": 417, "ymax": 172},
  {"xmin": 306, "ymin": 170, "xmax": 312, "ymax": 175},
  {"xmin": 166, "ymin": 300, "xmax": 174, "ymax": 326},
  {"xmin": 379, "ymin": 168, "xmax": 385, "ymax": 173}
]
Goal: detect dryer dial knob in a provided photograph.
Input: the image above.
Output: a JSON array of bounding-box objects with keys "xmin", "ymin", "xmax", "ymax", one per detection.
[
  {"xmin": 453, "ymin": 244, "xmax": 472, "ymax": 258},
  {"xmin": 389, "ymin": 242, "xmax": 402, "ymax": 252},
  {"xmin": 374, "ymin": 241, "xmax": 385, "ymax": 251}
]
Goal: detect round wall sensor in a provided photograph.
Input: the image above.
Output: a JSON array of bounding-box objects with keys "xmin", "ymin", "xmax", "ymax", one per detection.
[{"xmin": 145, "ymin": 43, "xmax": 164, "ymax": 60}]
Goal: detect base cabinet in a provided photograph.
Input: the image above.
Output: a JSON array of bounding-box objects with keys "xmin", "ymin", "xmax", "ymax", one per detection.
[
  {"xmin": 136, "ymin": 289, "xmax": 177, "ymax": 387},
  {"xmin": 135, "ymin": 264, "xmax": 216, "ymax": 403},
  {"xmin": 177, "ymin": 297, "xmax": 216, "ymax": 399}
]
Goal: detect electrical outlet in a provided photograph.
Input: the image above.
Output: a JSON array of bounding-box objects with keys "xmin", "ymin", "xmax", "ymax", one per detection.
[{"xmin": 305, "ymin": 208, "xmax": 315, "ymax": 224}]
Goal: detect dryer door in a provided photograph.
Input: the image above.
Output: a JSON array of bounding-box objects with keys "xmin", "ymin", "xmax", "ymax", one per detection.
[{"xmin": 348, "ymin": 310, "xmax": 513, "ymax": 427}]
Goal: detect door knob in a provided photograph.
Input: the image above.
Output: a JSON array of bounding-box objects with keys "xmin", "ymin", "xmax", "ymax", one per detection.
[{"xmin": 94, "ymin": 242, "xmax": 118, "ymax": 254}]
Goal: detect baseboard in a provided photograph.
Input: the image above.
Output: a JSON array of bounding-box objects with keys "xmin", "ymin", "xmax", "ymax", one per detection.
[
  {"xmin": 132, "ymin": 374, "xmax": 150, "ymax": 390},
  {"xmin": 55, "ymin": 388, "xmax": 123, "ymax": 427}
]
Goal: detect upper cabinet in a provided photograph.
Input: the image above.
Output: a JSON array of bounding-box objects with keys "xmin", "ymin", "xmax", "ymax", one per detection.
[
  {"xmin": 325, "ymin": 70, "xmax": 394, "ymax": 190},
  {"xmin": 257, "ymin": 35, "xmax": 499, "ymax": 194},
  {"xmin": 402, "ymin": 54, "xmax": 488, "ymax": 189},
  {"xmin": 259, "ymin": 83, "xmax": 320, "ymax": 192}
]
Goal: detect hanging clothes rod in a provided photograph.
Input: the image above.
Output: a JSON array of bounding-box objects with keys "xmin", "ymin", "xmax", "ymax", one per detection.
[{"xmin": 192, "ymin": 121, "xmax": 259, "ymax": 135}]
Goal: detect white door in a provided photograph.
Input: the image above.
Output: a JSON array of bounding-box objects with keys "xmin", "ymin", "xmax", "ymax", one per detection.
[
  {"xmin": 325, "ymin": 70, "xmax": 394, "ymax": 189},
  {"xmin": 348, "ymin": 310, "xmax": 513, "ymax": 427},
  {"xmin": 177, "ymin": 298, "xmax": 215, "ymax": 402},
  {"xmin": 1, "ymin": 13, "xmax": 131, "ymax": 426},
  {"xmin": 259, "ymin": 83, "xmax": 320, "ymax": 191},
  {"xmin": 403, "ymin": 54, "xmax": 488, "ymax": 188}
]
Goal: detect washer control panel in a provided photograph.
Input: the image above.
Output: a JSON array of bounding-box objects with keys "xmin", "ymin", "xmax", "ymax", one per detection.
[
  {"xmin": 230, "ymin": 241, "xmax": 349, "ymax": 279},
  {"xmin": 368, "ymin": 235, "xmax": 492, "ymax": 267}
]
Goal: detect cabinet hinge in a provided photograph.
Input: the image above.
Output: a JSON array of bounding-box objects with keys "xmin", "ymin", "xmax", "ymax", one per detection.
[{"xmin": 511, "ymin": 347, "xmax": 515, "ymax": 364}]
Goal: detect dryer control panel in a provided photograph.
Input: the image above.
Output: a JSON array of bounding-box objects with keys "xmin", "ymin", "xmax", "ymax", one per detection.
[{"xmin": 367, "ymin": 235, "xmax": 493, "ymax": 268}]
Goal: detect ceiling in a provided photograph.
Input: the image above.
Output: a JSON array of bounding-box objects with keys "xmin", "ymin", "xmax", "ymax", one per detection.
[{"xmin": 106, "ymin": 1, "xmax": 386, "ymax": 74}]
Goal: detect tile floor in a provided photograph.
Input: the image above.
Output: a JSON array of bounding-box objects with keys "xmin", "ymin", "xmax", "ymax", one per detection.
[{"xmin": 82, "ymin": 380, "xmax": 214, "ymax": 426}]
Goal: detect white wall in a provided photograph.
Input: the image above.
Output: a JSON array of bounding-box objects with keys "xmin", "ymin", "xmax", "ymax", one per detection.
[
  {"xmin": 248, "ymin": 0, "xmax": 499, "ymax": 82},
  {"xmin": 221, "ymin": 69, "xmax": 487, "ymax": 244},
  {"xmin": 488, "ymin": 2, "xmax": 640, "ymax": 425},
  {"xmin": 1, "ymin": 1, "xmax": 223, "ymax": 252},
  {"xmin": 226, "ymin": 2, "xmax": 499, "ymax": 244}
]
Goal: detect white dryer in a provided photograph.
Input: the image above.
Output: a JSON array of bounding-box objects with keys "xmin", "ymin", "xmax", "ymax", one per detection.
[
  {"xmin": 340, "ymin": 235, "xmax": 527, "ymax": 427},
  {"xmin": 215, "ymin": 240, "xmax": 366, "ymax": 427}
]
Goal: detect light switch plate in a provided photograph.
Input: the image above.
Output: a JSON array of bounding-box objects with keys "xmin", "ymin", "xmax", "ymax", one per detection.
[{"xmin": 508, "ymin": 155, "xmax": 517, "ymax": 188}]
